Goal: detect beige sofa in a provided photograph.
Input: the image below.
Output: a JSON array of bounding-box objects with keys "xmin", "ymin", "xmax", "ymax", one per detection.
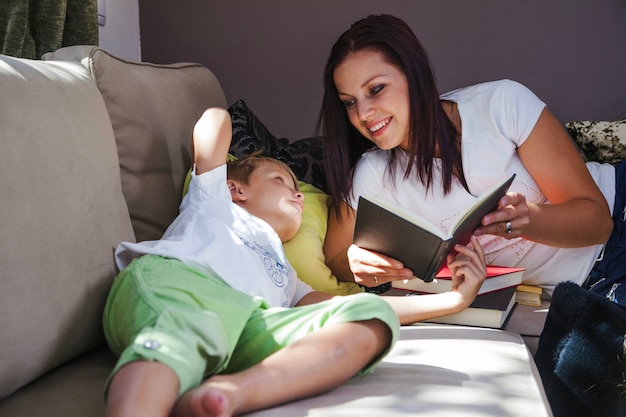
[{"xmin": 0, "ymin": 46, "xmax": 552, "ymax": 416}]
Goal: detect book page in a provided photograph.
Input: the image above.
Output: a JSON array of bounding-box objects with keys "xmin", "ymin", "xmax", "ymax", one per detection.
[
  {"xmin": 450, "ymin": 174, "xmax": 516, "ymax": 234},
  {"xmin": 362, "ymin": 194, "xmax": 447, "ymax": 239}
]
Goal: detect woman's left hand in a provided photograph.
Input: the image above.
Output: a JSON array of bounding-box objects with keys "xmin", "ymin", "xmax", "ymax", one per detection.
[{"xmin": 473, "ymin": 192, "xmax": 531, "ymax": 239}]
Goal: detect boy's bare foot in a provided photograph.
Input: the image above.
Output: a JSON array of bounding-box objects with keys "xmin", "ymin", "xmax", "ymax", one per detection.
[{"xmin": 171, "ymin": 379, "xmax": 240, "ymax": 417}]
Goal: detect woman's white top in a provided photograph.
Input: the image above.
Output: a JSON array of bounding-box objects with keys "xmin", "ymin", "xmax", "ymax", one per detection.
[{"xmin": 350, "ymin": 79, "xmax": 615, "ymax": 296}]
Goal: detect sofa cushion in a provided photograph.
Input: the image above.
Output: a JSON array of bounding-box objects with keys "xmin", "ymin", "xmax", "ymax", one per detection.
[
  {"xmin": 43, "ymin": 46, "xmax": 228, "ymax": 242},
  {"xmin": 0, "ymin": 347, "xmax": 115, "ymax": 417},
  {"xmin": 246, "ymin": 325, "xmax": 552, "ymax": 417},
  {"xmin": 0, "ymin": 54, "xmax": 135, "ymax": 398},
  {"xmin": 0, "ymin": 326, "xmax": 552, "ymax": 417}
]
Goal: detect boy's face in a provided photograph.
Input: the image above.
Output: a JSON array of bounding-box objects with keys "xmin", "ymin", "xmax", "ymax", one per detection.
[{"xmin": 228, "ymin": 161, "xmax": 304, "ymax": 242}]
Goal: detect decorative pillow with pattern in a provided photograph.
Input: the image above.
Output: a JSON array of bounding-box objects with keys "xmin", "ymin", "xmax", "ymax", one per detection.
[
  {"xmin": 565, "ymin": 119, "xmax": 626, "ymax": 164},
  {"xmin": 228, "ymin": 100, "xmax": 327, "ymax": 192}
]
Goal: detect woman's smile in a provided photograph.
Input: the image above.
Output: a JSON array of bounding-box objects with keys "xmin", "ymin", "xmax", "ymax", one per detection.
[{"xmin": 368, "ymin": 117, "xmax": 391, "ymax": 134}]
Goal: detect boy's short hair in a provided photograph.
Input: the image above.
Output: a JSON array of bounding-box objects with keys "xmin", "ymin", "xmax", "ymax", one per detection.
[{"xmin": 227, "ymin": 152, "xmax": 299, "ymax": 190}]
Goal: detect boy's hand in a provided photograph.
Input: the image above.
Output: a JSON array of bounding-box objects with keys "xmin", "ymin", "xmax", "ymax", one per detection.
[{"xmin": 446, "ymin": 235, "xmax": 487, "ymax": 309}]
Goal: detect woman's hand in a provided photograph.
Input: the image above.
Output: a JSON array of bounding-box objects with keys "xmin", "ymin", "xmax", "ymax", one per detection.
[
  {"xmin": 347, "ymin": 244, "xmax": 413, "ymax": 287},
  {"xmin": 474, "ymin": 109, "xmax": 612, "ymax": 247},
  {"xmin": 474, "ymin": 192, "xmax": 531, "ymax": 239}
]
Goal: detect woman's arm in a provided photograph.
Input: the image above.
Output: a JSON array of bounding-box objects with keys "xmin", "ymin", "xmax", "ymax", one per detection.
[
  {"xmin": 324, "ymin": 201, "xmax": 415, "ymax": 286},
  {"xmin": 323, "ymin": 201, "xmax": 358, "ymax": 282},
  {"xmin": 476, "ymin": 108, "xmax": 613, "ymax": 247}
]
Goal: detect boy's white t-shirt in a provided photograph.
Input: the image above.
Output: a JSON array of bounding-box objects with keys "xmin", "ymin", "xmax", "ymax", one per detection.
[
  {"xmin": 115, "ymin": 164, "xmax": 313, "ymax": 308},
  {"xmin": 350, "ymin": 79, "xmax": 615, "ymax": 295}
]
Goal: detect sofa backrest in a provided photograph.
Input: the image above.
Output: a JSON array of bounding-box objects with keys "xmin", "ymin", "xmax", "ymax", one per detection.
[
  {"xmin": 0, "ymin": 54, "xmax": 136, "ymax": 399},
  {"xmin": 43, "ymin": 46, "xmax": 228, "ymax": 242},
  {"xmin": 0, "ymin": 47, "xmax": 227, "ymax": 399}
]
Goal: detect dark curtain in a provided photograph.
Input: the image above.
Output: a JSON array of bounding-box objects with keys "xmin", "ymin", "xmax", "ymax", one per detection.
[{"xmin": 0, "ymin": 0, "xmax": 98, "ymax": 59}]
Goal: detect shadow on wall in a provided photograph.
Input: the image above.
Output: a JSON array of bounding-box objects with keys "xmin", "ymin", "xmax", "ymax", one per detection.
[{"xmin": 138, "ymin": 0, "xmax": 626, "ymax": 139}]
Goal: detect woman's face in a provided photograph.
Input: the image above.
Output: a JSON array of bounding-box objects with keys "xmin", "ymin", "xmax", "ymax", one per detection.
[{"xmin": 333, "ymin": 49, "xmax": 411, "ymax": 150}]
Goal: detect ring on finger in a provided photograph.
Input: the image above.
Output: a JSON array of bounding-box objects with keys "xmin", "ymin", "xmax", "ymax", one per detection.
[
  {"xmin": 374, "ymin": 276, "xmax": 379, "ymax": 284},
  {"xmin": 505, "ymin": 220, "xmax": 512, "ymax": 234}
]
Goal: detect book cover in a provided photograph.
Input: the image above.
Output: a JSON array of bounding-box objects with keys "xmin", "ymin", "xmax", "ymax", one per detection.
[
  {"xmin": 392, "ymin": 265, "xmax": 524, "ymax": 295},
  {"xmin": 353, "ymin": 174, "xmax": 516, "ymax": 283},
  {"xmin": 423, "ymin": 286, "xmax": 518, "ymax": 329},
  {"xmin": 515, "ymin": 284, "xmax": 543, "ymax": 306}
]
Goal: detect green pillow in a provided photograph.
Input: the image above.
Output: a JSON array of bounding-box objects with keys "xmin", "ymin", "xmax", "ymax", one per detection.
[
  {"xmin": 283, "ymin": 182, "xmax": 362, "ymax": 295},
  {"xmin": 182, "ymin": 165, "xmax": 362, "ymax": 296}
]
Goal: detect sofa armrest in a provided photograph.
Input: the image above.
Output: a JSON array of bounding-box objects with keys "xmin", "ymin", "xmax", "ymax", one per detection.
[{"xmin": 247, "ymin": 325, "xmax": 553, "ymax": 416}]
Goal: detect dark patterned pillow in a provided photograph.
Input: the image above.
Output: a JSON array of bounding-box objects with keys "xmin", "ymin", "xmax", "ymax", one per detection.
[
  {"xmin": 228, "ymin": 100, "xmax": 327, "ymax": 192},
  {"xmin": 566, "ymin": 119, "xmax": 626, "ymax": 164},
  {"xmin": 227, "ymin": 100, "xmax": 359, "ymax": 296}
]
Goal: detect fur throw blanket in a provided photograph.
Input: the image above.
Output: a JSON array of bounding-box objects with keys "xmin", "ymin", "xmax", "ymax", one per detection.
[{"xmin": 535, "ymin": 281, "xmax": 626, "ymax": 417}]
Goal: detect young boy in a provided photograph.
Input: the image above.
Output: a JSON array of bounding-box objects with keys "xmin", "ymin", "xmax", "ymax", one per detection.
[{"xmin": 103, "ymin": 107, "xmax": 487, "ymax": 417}]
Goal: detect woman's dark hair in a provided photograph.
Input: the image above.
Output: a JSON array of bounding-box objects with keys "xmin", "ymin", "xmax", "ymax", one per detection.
[{"xmin": 318, "ymin": 14, "xmax": 462, "ymax": 217}]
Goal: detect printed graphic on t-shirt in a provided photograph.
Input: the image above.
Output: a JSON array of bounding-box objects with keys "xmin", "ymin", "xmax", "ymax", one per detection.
[{"xmin": 238, "ymin": 236, "xmax": 288, "ymax": 288}]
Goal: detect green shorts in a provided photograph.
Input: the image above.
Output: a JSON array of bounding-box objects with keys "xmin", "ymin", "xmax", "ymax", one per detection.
[{"xmin": 103, "ymin": 255, "xmax": 399, "ymax": 396}]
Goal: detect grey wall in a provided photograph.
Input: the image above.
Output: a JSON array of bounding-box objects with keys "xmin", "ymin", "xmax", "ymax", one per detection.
[{"xmin": 139, "ymin": 0, "xmax": 626, "ymax": 140}]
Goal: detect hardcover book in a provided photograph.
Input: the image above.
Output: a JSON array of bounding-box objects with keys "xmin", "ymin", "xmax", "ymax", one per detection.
[
  {"xmin": 353, "ymin": 174, "xmax": 515, "ymax": 283},
  {"xmin": 392, "ymin": 265, "xmax": 524, "ymax": 295},
  {"xmin": 515, "ymin": 284, "xmax": 543, "ymax": 307},
  {"xmin": 423, "ymin": 286, "xmax": 518, "ymax": 329}
]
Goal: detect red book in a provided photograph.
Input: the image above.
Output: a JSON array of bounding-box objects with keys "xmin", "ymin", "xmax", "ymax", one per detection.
[{"xmin": 391, "ymin": 265, "xmax": 524, "ymax": 295}]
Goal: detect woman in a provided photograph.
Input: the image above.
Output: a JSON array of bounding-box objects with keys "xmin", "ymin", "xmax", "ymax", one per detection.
[{"xmin": 319, "ymin": 14, "xmax": 624, "ymax": 302}]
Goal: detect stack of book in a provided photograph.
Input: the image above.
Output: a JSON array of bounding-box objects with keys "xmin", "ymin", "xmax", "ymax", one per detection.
[{"xmin": 392, "ymin": 266, "xmax": 524, "ymax": 329}]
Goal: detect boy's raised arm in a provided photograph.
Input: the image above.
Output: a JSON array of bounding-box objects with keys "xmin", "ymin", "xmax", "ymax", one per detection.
[{"xmin": 193, "ymin": 107, "xmax": 232, "ymax": 175}]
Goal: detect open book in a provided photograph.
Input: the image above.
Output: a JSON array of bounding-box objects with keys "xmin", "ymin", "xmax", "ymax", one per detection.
[{"xmin": 353, "ymin": 174, "xmax": 515, "ymax": 283}]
